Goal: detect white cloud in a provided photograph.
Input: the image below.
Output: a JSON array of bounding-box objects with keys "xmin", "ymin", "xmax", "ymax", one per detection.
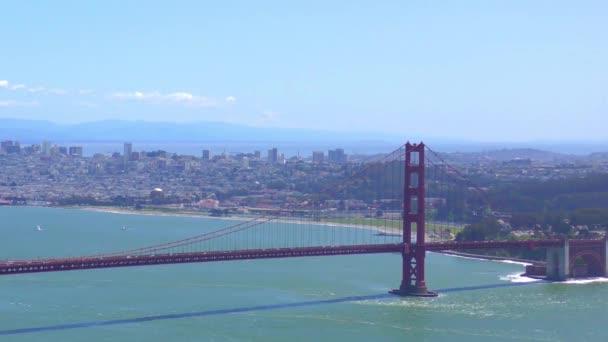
[
  {"xmin": 48, "ymin": 88, "xmax": 68, "ymax": 95},
  {"xmin": 112, "ymin": 91, "xmax": 220, "ymax": 108},
  {"xmin": 78, "ymin": 89, "xmax": 93, "ymax": 95},
  {"xmin": 112, "ymin": 91, "xmax": 157, "ymax": 100},
  {"xmin": 10, "ymin": 84, "xmax": 26, "ymax": 90},
  {"xmin": 0, "ymin": 80, "xmax": 26, "ymax": 90},
  {"xmin": 27, "ymin": 86, "xmax": 46, "ymax": 93},
  {"xmin": 0, "ymin": 100, "xmax": 39, "ymax": 107},
  {"xmin": 167, "ymin": 92, "xmax": 194, "ymax": 102},
  {"xmin": 74, "ymin": 101, "xmax": 98, "ymax": 108},
  {"xmin": 225, "ymin": 96, "xmax": 237, "ymax": 103},
  {"xmin": 0, "ymin": 80, "xmax": 74, "ymax": 95}
]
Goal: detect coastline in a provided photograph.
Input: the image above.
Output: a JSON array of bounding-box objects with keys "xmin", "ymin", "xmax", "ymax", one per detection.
[
  {"xmin": 33, "ymin": 206, "xmax": 541, "ymax": 267},
  {"xmin": 57, "ymin": 205, "xmax": 408, "ymax": 236},
  {"xmin": 4, "ymin": 205, "xmax": 546, "ymax": 271},
  {"xmin": 59, "ymin": 206, "xmax": 539, "ymax": 267},
  {"xmin": 8, "ymin": 206, "xmax": 545, "ymax": 268}
]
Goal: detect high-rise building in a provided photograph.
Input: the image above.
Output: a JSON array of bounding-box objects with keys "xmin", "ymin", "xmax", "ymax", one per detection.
[
  {"xmin": 267, "ymin": 148, "xmax": 278, "ymax": 164},
  {"xmin": 58, "ymin": 146, "xmax": 68, "ymax": 155},
  {"xmin": 312, "ymin": 151, "xmax": 324, "ymax": 164},
  {"xmin": 69, "ymin": 146, "xmax": 83, "ymax": 157},
  {"xmin": 1, "ymin": 141, "xmax": 21, "ymax": 154},
  {"xmin": 254, "ymin": 150, "xmax": 261, "ymax": 159},
  {"xmin": 124, "ymin": 142, "xmax": 132, "ymax": 164},
  {"xmin": 0, "ymin": 140, "xmax": 13, "ymax": 152},
  {"xmin": 50, "ymin": 145, "xmax": 59, "ymax": 156},
  {"xmin": 42, "ymin": 141, "xmax": 52, "ymax": 156},
  {"xmin": 328, "ymin": 148, "xmax": 347, "ymax": 164},
  {"xmin": 202, "ymin": 149, "xmax": 210, "ymax": 161}
]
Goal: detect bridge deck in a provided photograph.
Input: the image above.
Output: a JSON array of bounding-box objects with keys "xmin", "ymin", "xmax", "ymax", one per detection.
[
  {"xmin": 2, "ymin": 239, "xmax": 603, "ymax": 276},
  {"xmin": 0, "ymin": 244, "xmax": 403, "ymax": 276}
]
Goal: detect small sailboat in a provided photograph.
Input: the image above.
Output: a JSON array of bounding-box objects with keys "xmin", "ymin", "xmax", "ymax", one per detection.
[
  {"xmin": 121, "ymin": 226, "xmax": 127, "ymax": 231},
  {"xmin": 36, "ymin": 225, "xmax": 43, "ymax": 231}
]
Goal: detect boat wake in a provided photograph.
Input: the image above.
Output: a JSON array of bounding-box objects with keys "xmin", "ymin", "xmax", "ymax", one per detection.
[
  {"xmin": 501, "ymin": 273, "xmax": 608, "ymax": 285},
  {"xmin": 499, "ymin": 272, "xmax": 541, "ymax": 283},
  {"xmin": 497, "ymin": 260, "xmax": 532, "ymax": 267},
  {"xmin": 563, "ymin": 277, "xmax": 608, "ymax": 285}
]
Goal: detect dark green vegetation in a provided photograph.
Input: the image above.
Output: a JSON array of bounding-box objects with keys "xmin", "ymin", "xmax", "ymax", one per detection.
[
  {"xmin": 443, "ymin": 174, "xmax": 608, "ymax": 242},
  {"xmin": 450, "ymin": 173, "xmax": 608, "ymax": 260},
  {"xmin": 489, "ymin": 174, "xmax": 608, "ymax": 231}
]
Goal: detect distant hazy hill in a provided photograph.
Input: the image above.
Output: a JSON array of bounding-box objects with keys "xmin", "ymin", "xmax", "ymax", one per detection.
[
  {"xmin": 0, "ymin": 118, "xmax": 399, "ymax": 143},
  {"xmin": 477, "ymin": 148, "xmax": 575, "ymax": 162},
  {"xmin": 0, "ymin": 119, "xmax": 605, "ymax": 156},
  {"xmin": 443, "ymin": 148, "xmax": 588, "ymax": 163},
  {"xmin": 589, "ymin": 152, "xmax": 608, "ymax": 160}
]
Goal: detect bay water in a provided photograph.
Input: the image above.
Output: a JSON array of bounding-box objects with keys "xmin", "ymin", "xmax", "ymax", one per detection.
[{"xmin": 1, "ymin": 207, "xmax": 607, "ymax": 341}]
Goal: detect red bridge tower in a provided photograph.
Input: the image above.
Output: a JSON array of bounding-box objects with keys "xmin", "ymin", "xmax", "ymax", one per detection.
[{"xmin": 391, "ymin": 142, "xmax": 438, "ymax": 297}]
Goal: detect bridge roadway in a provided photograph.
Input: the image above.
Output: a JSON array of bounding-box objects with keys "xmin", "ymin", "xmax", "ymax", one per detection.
[{"xmin": 0, "ymin": 239, "xmax": 603, "ymax": 276}]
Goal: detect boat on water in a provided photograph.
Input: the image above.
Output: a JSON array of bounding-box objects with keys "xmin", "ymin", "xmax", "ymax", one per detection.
[
  {"xmin": 36, "ymin": 225, "xmax": 43, "ymax": 231},
  {"xmin": 375, "ymin": 232, "xmax": 401, "ymax": 237},
  {"xmin": 121, "ymin": 226, "xmax": 127, "ymax": 231}
]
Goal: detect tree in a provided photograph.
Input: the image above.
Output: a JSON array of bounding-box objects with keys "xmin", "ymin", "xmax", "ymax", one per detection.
[
  {"xmin": 210, "ymin": 208, "xmax": 224, "ymax": 217},
  {"xmin": 456, "ymin": 217, "xmax": 502, "ymax": 241},
  {"xmin": 510, "ymin": 213, "xmax": 538, "ymax": 229}
]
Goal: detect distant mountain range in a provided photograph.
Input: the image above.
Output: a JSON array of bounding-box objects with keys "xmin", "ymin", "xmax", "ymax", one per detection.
[
  {"xmin": 443, "ymin": 148, "xmax": 581, "ymax": 163},
  {"xmin": 0, "ymin": 118, "xmax": 605, "ymax": 156},
  {"xmin": 0, "ymin": 118, "xmax": 401, "ymax": 143}
]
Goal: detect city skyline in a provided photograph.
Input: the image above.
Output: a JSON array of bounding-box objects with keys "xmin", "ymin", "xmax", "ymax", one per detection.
[
  {"xmin": 1, "ymin": 139, "xmax": 351, "ymax": 162},
  {"xmin": 1, "ymin": 1, "xmax": 607, "ymax": 142}
]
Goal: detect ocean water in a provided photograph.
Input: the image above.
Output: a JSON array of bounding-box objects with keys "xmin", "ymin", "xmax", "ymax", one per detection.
[{"xmin": 1, "ymin": 207, "xmax": 607, "ymax": 342}]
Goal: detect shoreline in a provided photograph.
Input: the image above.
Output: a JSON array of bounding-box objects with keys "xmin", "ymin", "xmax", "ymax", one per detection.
[
  {"xmin": 60, "ymin": 206, "xmax": 540, "ymax": 267},
  {"xmin": 13, "ymin": 205, "xmax": 542, "ymax": 267},
  {"xmin": 57, "ymin": 205, "xmax": 409, "ymax": 236}
]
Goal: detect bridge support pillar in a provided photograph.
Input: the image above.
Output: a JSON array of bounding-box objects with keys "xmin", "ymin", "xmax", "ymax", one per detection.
[
  {"xmin": 546, "ymin": 239, "xmax": 569, "ymax": 280},
  {"xmin": 390, "ymin": 142, "xmax": 437, "ymax": 297},
  {"xmin": 605, "ymin": 237, "xmax": 608, "ymax": 277}
]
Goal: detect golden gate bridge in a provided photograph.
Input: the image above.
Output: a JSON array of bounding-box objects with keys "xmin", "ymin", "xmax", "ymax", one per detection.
[{"xmin": 1, "ymin": 142, "xmax": 606, "ymax": 296}]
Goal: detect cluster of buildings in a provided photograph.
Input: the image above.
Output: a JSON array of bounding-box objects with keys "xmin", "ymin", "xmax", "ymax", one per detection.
[
  {"xmin": 312, "ymin": 148, "xmax": 348, "ymax": 164},
  {"xmin": 1, "ymin": 140, "xmax": 83, "ymax": 158},
  {"xmin": 0, "ymin": 141, "xmax": 357, "ymax": 211},
  {"xmin": 2, "ymin": 141, "xmax": 608, "ymax": 233}
]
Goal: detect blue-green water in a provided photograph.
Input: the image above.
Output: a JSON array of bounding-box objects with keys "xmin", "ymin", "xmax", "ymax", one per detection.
[{"xmin": 1, "ymin": 207, "xmax": 607, "ymax": 341}]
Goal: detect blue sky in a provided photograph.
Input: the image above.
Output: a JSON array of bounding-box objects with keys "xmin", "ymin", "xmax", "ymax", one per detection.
[{"xmin": 1, "ymin": 0, "xmax": 606, "ymax": 141}]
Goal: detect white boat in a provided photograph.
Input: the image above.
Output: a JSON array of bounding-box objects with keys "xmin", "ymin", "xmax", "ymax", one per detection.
[
  {"xmin": 36, "ymin": 225, "xmax": 43, "ymax": 231},
  {"xmin": 121, "ymin": 226, "xmax": 127, "ymax": 231}
]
